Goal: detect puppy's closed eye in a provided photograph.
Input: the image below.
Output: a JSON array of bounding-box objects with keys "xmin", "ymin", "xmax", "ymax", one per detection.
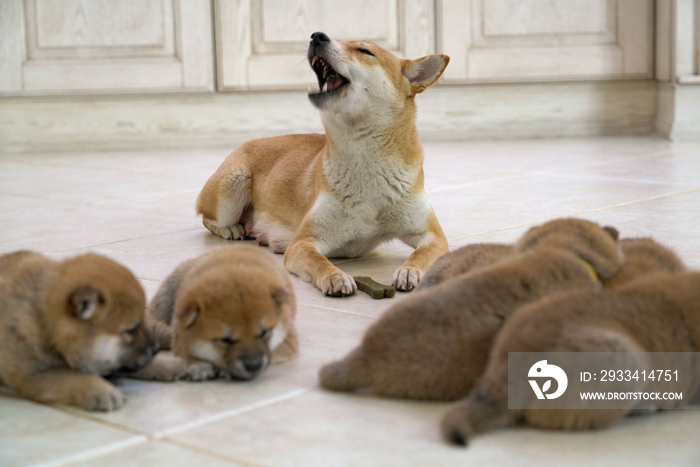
[
  {"xmin": 259, "ymin": 328, "xmax": 271, "ymax": 339},
  {"xmin": 219, "ymin": 336, "xmax": 237, "ymax": 345}
]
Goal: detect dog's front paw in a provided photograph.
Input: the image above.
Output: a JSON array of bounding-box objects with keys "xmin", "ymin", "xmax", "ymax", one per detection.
[
  {"xmin": 72, "ymin": 379, "xmax": 126, "ymax": 412},
  {"xmin": 392, "ymin": 267, "xmax": 423, "ymax": 292},
  {"xmin": 185, "ymin": 362, "xmax": 219, "ymax": 381},
  {"xmin": 128, "ymin": 353, "xmax": 190, "ymax": 381},
  {"xmin": 318, "ymin": 271, "xmax": 357, "ymax": 297}
]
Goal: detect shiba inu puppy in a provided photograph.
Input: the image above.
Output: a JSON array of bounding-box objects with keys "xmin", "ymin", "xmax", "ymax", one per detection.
[
  {"xmin": 0, "ymin": 251, "xmax": 156, "ymax": 411},
  {"xmin": 143, "ymin": 245, "xmax": 298, "ymax": 381},
  {"xmin": 605, "ymin": 237, "xmax": 687, "ymax": 288},
  {"xmin": 416, "ymin": 243, "xmax": 513, "ymax": 291},
  {"xmin": 197, "ymin": 32, "xmax": 450, "ymax": 296},
  {"xmin": 419, "ymin": 235, "xmax": 683, "ymax": 291},
  {"xmin": 319, "ymin": 219, "xmax": 623, "ymax": 400},
  {"xmin": 441, "ymin": 271, "xmax": 700, "ymax": 446}
]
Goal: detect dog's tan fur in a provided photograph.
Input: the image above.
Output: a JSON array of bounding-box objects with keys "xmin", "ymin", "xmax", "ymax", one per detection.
[
  {"xmin": 319, "ymin": 219, "xmax": 623, "ymax": 401},
  {"xmin": 142, "ymin": 245, "xmax": 298, "ymax": 381},
  {"xmin": 441, "ymin": 271, "xmax": 700, "ymax": 446},
  {"xmin": 416, "ymin": 243, "xmax": 513, "ymax": 291},
  {"xmin": 197, "ymin": 33, "xmax": 449, "ymax": 296},
  {"xmin": 0, "ymin": 251, "xmax": 156, "ymax": 411},
  {"xmin": 605, "ymin": 237, "xmax": 687, "ymax": 288}
]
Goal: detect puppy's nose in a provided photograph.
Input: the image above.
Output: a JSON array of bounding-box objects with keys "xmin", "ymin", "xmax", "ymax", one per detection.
[
  {"xmin": 310, "ymin": 32, "xmax": 330, "ymax": 46},
  {"xmin": 242, "ymin": 357, "xmax": 263, "ymax": 374}
]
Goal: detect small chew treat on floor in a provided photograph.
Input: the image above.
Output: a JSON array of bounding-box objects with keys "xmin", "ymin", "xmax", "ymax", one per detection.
[{"xmin": 354, "ymin": 276, "xmax": 395, "ymax": 299}]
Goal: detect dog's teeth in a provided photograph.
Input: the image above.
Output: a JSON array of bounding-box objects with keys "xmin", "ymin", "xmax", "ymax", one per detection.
[
  {"xmin": 322, "ymin": 82, "xmax": 328, "ymax": 92},
  {"xmin": 323, "ymin": 68, "xmax": 328, "ymax": 78},
  {"xmin": 311, "ymin": 56, "xmax": 318, "ymax": 66}
]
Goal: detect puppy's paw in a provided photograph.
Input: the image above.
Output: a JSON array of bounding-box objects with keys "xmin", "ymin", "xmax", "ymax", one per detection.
[
  {"xmin": 318, "ymin": 271, "xmax": 357, "ymax": 297},
  {"xmin": 185, "ymin": 362, "xmax": 219, "ymax": 381},
  {"xmin": 72, "ymin": 379, "xmax": 126, "ymax": 412},
  {"xmin": 392, "ymin": 267, "xmax": 423, "ymax": 292},
  {"xmin": 128, "ymin": 353, "xmax": 190, "ymax": 381}
]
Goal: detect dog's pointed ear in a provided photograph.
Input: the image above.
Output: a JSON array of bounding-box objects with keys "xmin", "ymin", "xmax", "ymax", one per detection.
[
  {"xmin": 177, "ymin": 305, "xmax": 200, "ymax": 328},
  {"xmin": 402, "ymin": 54, "xmax": 450, "ymax": 94},
  {"xmin": 69, "ymin": 286, "xmax": 102, "ymax": 320},
  {"xmin": 603, "ymin": 226, "xmax": 620, "ymax": 240}
]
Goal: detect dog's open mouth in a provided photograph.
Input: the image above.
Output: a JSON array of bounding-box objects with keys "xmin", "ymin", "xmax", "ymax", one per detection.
[{"xmin": 310, "ymin": 55, "xmax": 349, "ymax": 95}]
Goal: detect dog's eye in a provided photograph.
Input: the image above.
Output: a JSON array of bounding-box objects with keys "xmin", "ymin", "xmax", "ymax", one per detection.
[
  {"xmin": 123, "ymin": 325, "xmax": 139, "ymax": 337},
  {"xmin": 357, "ymin": 48, "xmax": 374, "ymax": 57},
  {"xmin": 259, "ymin": 328, "xmax": 270, "ymax": 339},
  {"xmin": 220, "ymin": 337, "xmax": 237, "ymax": 345}
]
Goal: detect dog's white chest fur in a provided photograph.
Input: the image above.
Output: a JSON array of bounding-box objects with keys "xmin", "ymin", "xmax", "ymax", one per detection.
[{"xmin": 310, "ymin": 142, "xmax": 431, "ymax": 258}]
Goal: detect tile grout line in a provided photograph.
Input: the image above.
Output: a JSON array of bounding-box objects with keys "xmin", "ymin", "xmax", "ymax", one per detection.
[
  {"xmin": 297, "ymin": 303, "xmax": 378, "ymax": 319},
  {"xmin": 443, "ymin": 186, "xmax": 700, "ymax": 245},
  {"xmin": 424, "ymin": 147, "xmax": 686, "ymax": 194},
  {"xmin": 45, "ymin": 227, "xmax": 202, "ymax": 254},
  {"xmin": 152, "ymin": 385, "xmax": 317, "ymax": 439},
  {"xmin": 31, "ymin": 436, "xmax": 149, "ymax": 467},
  {"xmin": 158, "ymin": 438, "xmax": 265, "ymax": 467}
]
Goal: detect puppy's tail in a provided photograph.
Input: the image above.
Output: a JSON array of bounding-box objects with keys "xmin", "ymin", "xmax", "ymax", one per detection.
[
  {"xmin": 319, "ymin": 347, "xmax": 371, "ymax": 393},
  {"xmin": 440, "ymin": 389, "xmax": 516, "ymax": 447}
]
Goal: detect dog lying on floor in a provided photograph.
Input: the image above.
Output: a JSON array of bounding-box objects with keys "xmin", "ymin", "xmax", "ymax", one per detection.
[
  {"xmin": 197, "ymin": 32, "xmax": 450, "ymax": 296},
  {"xmin": 319, "ymin": 218, "xmax": 623, "ymax": 400},
  {"xmin": 0, "ymin": 251, "xmax": 157, "ymax": 411},
  {"xmin": 441, "ymin": 270, "xmax": 700, "ymax": 446},
  {"xmin": 138, "ymin": 245, "xmax": 298, "ymax": 382}
]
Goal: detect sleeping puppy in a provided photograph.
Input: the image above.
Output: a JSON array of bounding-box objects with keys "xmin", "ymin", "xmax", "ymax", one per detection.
[
  {"xmin": 605, "ymin": 237, "xmax": 687, "ymax": 288},
  {"xmin": 140, "ymin": 245, "xmax": 298, "ymax": 381},
  {"xmin": 319, "ymin": 218, "xmax": 623, "ymax": 400},
  {"xmin": 416, "ymin": 243, "xmax": 513, "ymax": 291},
  {"xmin": 441, "ymin": 271, "xmax": 700, "ymax": 446},
  {"xmin": 0, "ymin": 251, "xmax": 157, "ymax": 411},
  {"xmin": 419, "ymin": 236, "xmax": 685, "ymax": 291}
]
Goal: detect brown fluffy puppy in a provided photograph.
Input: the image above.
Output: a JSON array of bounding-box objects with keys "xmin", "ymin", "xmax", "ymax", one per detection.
[
  {"xmin": 142, "ymin": 245, "xmax": 298, "ymax": 381},
  {"xmin": 416, "ymin": 243, "xmax": 513, "ymax": 291},
  {"xmin": 319, "ymin": 218, "xmax": 623, "ymax": 400},
  {"xmin": 441, "ymin": 272, "xmax": 700, "ymax": 446},
  {"xmin": 0, "ymin": 251, "xmax": 157, "ymax": 411},
  {"xmin": 606, "ymin": 237, "xmax": 687, "ymax": 288}
]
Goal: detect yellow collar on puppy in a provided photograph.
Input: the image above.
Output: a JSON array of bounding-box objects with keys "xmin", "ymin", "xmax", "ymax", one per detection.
[{"xmin": 579, "ymin": 259, "xmax": 599, "ymax": 281}]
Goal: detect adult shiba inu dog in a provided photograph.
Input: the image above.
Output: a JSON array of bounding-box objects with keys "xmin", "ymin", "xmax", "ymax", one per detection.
[
  {"xmin": 197, "ymin": 32, "xmax": 450, "ymax": 296},
  {"xmin": 441, "ymin": 271, "xmax": 700, "ymax": 446},
  {"xmin": 142, "ymin": 245, "xmax": 298, "ymax": 381},
  {"xmin": 0, "ymin": 251, "xmax": 157, "ymax": 411},
  {"xmin": 319, "ymin": 219, "xmax": 623, "ymax": 401}
]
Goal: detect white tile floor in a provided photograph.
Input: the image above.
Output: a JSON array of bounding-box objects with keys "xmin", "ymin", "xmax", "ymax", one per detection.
[{"xmin": 1, "ymin": 135, "xmax": 700, "ymax": 467}]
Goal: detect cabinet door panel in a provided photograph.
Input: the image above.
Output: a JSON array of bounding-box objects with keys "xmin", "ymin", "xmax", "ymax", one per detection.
[
  {"xmin": 440, "ymin": 0, "xmax": 652, "ymax": 83},
  {"xmin": 216, "ymin": 0, "xmax": 435, "ymax": 91},
  {"xmin": 0, "ymin": 0, "xmax": 213, "ymax": 94}
]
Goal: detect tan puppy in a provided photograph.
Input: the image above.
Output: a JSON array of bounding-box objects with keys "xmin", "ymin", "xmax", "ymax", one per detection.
[
  {"xmin": 319, "ymin": 219, "xmax": 623, "ymax": 400},
  {"xmin": 441, "ymin": 271, "xmax": 700, "ymax": 446},
  {"xmin": 605, "ymin": 237, "xmax": 687, "ymax": 288},
  {"xmin": 0, "ymin": 251, "xmax": 156, "ymax": 411},
  {"xmin": 143, "ymin": 245, "xmax": 298, "ymax": 381},
  {"xmin": 197, "ymin": 32, "xmax": 450, "ymax": 296},
  {"xmin": 419, "ymin": 235, "xmax": 684, "ymax": 292},
  {"xmin": 416, "ymin": 243, "xmax": 513, "ymax": 291}
]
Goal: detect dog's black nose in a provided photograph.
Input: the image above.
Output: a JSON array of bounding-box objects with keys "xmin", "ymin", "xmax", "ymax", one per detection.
[
  {"xmin": 310, "ymin": 32, "xmax": 330, "ymax": 46},
  {"xmin": 242, "ymin": 357, "xmax": 263, "ymax": 373}
]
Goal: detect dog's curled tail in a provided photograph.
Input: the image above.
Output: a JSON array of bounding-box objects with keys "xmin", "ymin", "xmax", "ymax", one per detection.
[
  {"xmin": 440, "ymin": 389, "xmax": 516, "ymax": 447},
  {"xmin": 319, "ymin": 347, "xmax": 371, "ymax": 393}
]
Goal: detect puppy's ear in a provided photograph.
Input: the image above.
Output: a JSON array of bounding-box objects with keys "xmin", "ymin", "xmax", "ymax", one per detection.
[
  {"xmin": 70, "ymin": 286, "xmax": 102, "ymax": 320},
  {"xmin": 271, "ymin": 288, "xmax": 289, "ymax": 307},
  {"xmin": 402, "ymin": 54, "xmax": 449, "ymax": 94},
  {"xmin": 177, "ymin": 306, "xmax": 200, "ymax": 328},
  {"xmin": 603, "ymin": 226, "xmax": 620, "ymax": 240}
]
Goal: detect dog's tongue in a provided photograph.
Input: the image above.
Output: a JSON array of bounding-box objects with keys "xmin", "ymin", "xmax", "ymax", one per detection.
[{"xmin": 326, "ymin": 78, "xmax": 344, "ymax": 92}]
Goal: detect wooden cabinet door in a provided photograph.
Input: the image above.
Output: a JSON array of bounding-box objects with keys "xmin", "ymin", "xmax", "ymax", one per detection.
[
  {"xmin": 0, "ymin": 0, "xmax": 214, "ymax": 95},
  {"xmin": 439, "ymin": 0, "xmax": 653, "ymax": 83},
  {"xmin": 215, "ymin": 0, "xmax": 436, "ymax": 91}
]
